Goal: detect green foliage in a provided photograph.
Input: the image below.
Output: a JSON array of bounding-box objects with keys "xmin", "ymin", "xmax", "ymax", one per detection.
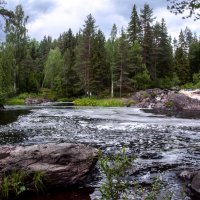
[
  {"xmin": 126, "ymin": 99, "xmax": 136, "ymax": 107},
  {"xmin": 33, "ymin": 171, "xmax": 44, "ymax": 192},
  {"xmin": 99, "ymin": 148, "xmax": 134, "ymax": 200},
  {"xmin": 43, "ymin": 47, "xmax": 63, "ymax": 93},
  {"xmin": 1, "ymin": 176, "xmax": 9, "ymax": 199},
  {"xmin": 165, "ymin": 101, "xmax": 174, "ymax": 109},
  {"xmin": 1, "ymin": 3, "xmax": 200, "ymax": 99},
  {"xmin": 11, "ymin": 171, "xmax": 26, "ymax": 196},
  {"xmin": 193, "ymin": 71, "xmax": 200, "ymax": 85},
  {"xmin": 144, "ymin": 178, "xmax": 163, "ymax": 200},
  {"xmin": 132, "ymin": 65, "xmax": 151, "ymax": 90},
  {"xmin": 98, "ymin": 149, "xmax": 175, "ymax": 200},
  {"xmin": 73, "ymin": 98, "xmax": 124, "ymax": 107},
  {"xmin": 5, "ymin": 90, "xmax": 57, "ymax": 105},
  {"xmin": 6, "ymin": 97, "xmax": 25, "ymax": 105},
  {"xmin": 1, "ymin": 171, "xmax": 26, "ymax": 199},
  {"xmin": 0, "ymin": 171, "xmax": 44, "ymax": 199}
]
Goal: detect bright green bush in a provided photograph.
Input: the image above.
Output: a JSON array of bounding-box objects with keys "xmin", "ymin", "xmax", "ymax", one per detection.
[
  {"xmin": 6, "ymin": 97, "xmax": 25, "ymax": 105},
  {"xmin": 73, "ymin": 98, "xmax": 124, "ymax": 107}
]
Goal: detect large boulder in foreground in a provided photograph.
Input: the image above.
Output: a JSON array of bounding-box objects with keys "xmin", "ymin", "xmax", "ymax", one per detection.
[{"xmin": 0, "ymin": 143, "xmax": 98, "ymax": 189}]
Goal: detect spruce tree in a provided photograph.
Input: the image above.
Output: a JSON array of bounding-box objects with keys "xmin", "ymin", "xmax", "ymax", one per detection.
[
  {"xmin": 75, "ymin": 14, "xmax": 96, "ymax": 96},
  {"xmin": 174, "ymin": 47, "xmax": 190, "ymax": 84},
  {"xmin": 140, "ymin": 4, "xmax": 155, "ymax": 80},
  {"xmin": 128, "ymin": 4, "xmax": 142, "ymax": 44},
  {"xmin": 91, "ymin": 29, "xmax": 109, "ymax": 96}
]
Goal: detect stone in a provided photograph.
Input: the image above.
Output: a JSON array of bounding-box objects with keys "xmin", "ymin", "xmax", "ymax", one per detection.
[
  {"xmin": 0, "ymin": 143, "xmax": 98, "ymax": 190},
  {"xmin": 179, "ymin": 170, "xmax": 196, "ymax": 181},
  {"xmin": 128, "ymin": 89, "xmax": 200, "ymax": 111},
  {"xmin": 191, "ymin": 172, "xmax": 200, "ymax": 194}
]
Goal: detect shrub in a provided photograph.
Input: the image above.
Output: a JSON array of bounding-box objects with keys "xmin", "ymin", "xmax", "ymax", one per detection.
[
  {"xmin": 99, "ymin": 148, "xmax": 134, "ymax": 200},
  {"xmin": 0, "ymin": 171, "xmax": 44, "ymax": 199},
  {"xmin": 73, "ymin": 98, "xmax": 124, "ymax": 107}
]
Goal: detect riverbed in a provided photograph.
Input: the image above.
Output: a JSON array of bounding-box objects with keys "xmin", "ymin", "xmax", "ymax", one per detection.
[{"xmin": 0, "ymin": 105, "xmax": 200, "ymax": 199}]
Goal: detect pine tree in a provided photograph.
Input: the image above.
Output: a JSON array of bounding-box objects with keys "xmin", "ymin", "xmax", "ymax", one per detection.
[
  {"xmin": 75, "ymin": 14, "xmax": 96, "ymax": 96},
  {"xmin": 91, "ymin": 29, "xmax": 109, "ymax": 96},
  {"xmin": 140, "ymin": 4, "xmax": 155, "ymax": 80},
  {"xmin": 129, "ymin": 40, "xmax": 151, "ymax": 90},
  {"xmin": 174, "ymin": 47, "xmax": 190, "ymax": 84},
  {"xmin": 128, "ymin": 4, "xmax": 141, "ymax": 44},
  {"xmin": 152, "ymin": 19, "xmax": 174, "ymax": 84},
  {"xmin": 189, "ymin": 39, "xmax": 200, "ymax": 76},
  {"xmin": 61, "ymin": 29, "xmax": 82, "ymax": 97}
]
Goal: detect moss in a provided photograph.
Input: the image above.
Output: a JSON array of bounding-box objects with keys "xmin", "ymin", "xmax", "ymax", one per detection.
[{"xmin": 165, "ymin": 101, "xmax": 174, "ymax": 109}]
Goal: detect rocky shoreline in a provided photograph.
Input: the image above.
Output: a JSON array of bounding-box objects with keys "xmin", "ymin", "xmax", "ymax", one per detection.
[{"xmin": 127, "ymin": 88, "xmax": 200, "ymax": 112}]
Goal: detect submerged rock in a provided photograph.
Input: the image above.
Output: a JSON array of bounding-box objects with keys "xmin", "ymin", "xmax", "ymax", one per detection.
[{"xmin": 0, "ymin": 143, "xmax": 98, "ymax": 190}]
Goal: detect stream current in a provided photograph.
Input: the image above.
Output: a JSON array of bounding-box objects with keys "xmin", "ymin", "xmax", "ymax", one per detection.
[{"xmin": 0, "ymin": 105, "xmax": 200, "ymax": 199}]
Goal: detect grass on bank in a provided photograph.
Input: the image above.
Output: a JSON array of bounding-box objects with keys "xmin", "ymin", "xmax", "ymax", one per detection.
[
  {"xmin": 5, "ymin": 89, "xmax": 57, "ymax": 105},
  {"xmin": 73, "ymin": 98, "xmax": 124, "ymax": 107}
]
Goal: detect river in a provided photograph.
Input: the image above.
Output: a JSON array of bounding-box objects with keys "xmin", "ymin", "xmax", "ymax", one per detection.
[{"xmin": 0, "ymin": 105, "xmax": 200, "ymax": 199}]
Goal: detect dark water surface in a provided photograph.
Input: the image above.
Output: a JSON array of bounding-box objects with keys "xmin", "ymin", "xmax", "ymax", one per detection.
[{"xmin": 1, "ymin": 105, "xmax": 200, "ymax": 199}]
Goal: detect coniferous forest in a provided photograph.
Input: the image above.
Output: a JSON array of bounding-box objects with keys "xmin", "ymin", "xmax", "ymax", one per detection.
[{"xmin": 1, "ymin": 3, "xmax": 200, "ymax": 102}]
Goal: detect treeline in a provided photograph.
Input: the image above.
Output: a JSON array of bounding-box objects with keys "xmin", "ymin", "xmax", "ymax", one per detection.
[{"xmin": 0, "ymin": 4, "xmax": 200, "ymax": 101}]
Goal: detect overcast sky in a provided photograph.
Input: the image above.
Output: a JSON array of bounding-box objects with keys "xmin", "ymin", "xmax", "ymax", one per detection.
[{"xmin": 5, "ymin": 0, "xmax": 200, "ymax": 40}]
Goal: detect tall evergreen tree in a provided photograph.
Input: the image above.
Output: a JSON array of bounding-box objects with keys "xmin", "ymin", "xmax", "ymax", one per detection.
[
  {"xmin": 189, "ymin": 39, "xmax": 200, "ymax": 75},
  {"xmin": 129, "ymin": 40, "xmax": 151, "ymax": 90},
  {"xmin": 61, "ymin": 29, "xmax": 82, "ymax": 97},
  {"xmin": 91, "ymin": 29, "xmax": 109, "ymax": 96},
  {"xmin": 75, "ymin": 14, "xmax": 96, "ymax": 96},
  {"xmin": 152, "ymin": 19, "xmax": 174, "ymax": 83},
  {"xmin": 140, "ymin": 4, "xmax": 155, "ymax": 80},
  {"xmin": 128, "ymin": 4, "xmax": 141, "ymax": 44},
  {"xmin": 174, "ymin": 46, "xmax": 190, "ymax": 84}
]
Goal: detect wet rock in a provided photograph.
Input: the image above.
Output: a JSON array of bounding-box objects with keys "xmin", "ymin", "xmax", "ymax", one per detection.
[
  {"xmin": 191, "ymin": 172, "xmax": 200, "ymax": 194},
  {"xmin": 25, "ymin": 98, "xmax": 50, "ymax": 105},
  {"xmin": 140, "ymin": 152, "xmax": 163, "ymax": 160},
  {"xmin": 0, "ymin": 143, "xmax": 98, "ymax": 190},
  {"xmin": 168, "ymin": 93, "xmax": 200, "ymax": 111},
  {"xmin": 179, "ymin": 170, "xmax": 196, "ymax": 181},
  {"xmin": 128, "ymin": 89, "xmax": 200, "ymax": 111}
]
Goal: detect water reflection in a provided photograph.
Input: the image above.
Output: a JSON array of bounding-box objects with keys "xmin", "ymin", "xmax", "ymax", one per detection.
[
  {"xmin": 22, "ymin": 188, "xmax": 94, "ymax": 200},
  {"xmin": 0, "ymin": 109, "xmax": 30, "ymax": 125}
]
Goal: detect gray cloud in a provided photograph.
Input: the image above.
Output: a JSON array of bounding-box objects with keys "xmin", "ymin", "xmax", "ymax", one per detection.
[{"xmin": 3, "ymin": 0, "xmax": 200, "ymax": 40}]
